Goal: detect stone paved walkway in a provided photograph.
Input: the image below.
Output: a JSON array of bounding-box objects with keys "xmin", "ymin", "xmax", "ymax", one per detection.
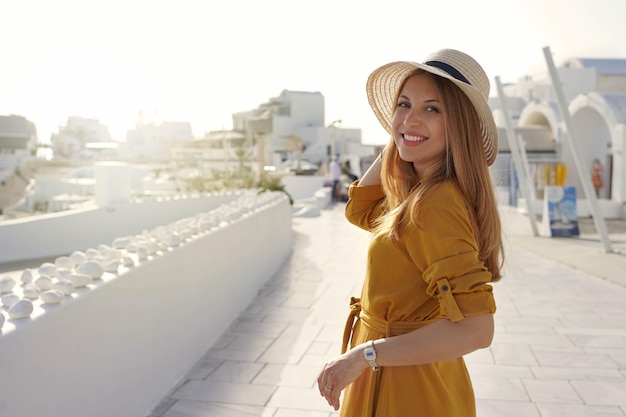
[{"xmin": 148, "ymin": 203, "xmax": 626, "ymax": 417}]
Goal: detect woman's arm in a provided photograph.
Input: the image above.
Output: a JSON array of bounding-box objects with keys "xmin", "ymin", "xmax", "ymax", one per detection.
[
  {"xmin": 357, "ymin": 150, "xmax": 383, "ymax": 186},
  {"xmin": 366, "ymin": 313, "xmax": 494, "ymax": 366},
  {"xmin": 318, "ymin": 313, "xmax": 494, "ymax": 410},
  {"xmin": 344, "ymin": 151, "xmax": 386, "ymax": 230}
]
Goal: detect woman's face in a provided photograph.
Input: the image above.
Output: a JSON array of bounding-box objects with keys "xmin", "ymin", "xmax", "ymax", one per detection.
[{"xmin": 391, "ymin": 74, "xmax": 446, "ymax": 179}]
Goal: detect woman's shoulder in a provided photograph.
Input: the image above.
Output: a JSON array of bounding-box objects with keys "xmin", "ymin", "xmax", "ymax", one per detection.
[
  {"xmin": 413, "ymin": 181, "xmax": 468, "ymax": 219},
  {"xmin": 412, "ymin": 181, "xmax": 470, "ymax": 226},
  {"xmin": 426, "ymin": 180, "xmax": 464, "ymax": 203}
]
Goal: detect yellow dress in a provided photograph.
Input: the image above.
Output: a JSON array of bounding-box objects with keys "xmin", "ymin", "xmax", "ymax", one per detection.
[{"xmin": 341, "ymin": 181, "xmax": 496, "ymax": 417}]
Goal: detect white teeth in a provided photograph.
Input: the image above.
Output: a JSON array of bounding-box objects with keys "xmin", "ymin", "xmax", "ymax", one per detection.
[{"xmin": 404, "ymin": 134, "xmax": 426, "ymax": 142}]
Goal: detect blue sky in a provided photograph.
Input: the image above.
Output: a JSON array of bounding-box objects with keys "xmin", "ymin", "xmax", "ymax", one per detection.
[{"xmin": 1, "ymin": 0, "xmax": 625, "ymax": 145}]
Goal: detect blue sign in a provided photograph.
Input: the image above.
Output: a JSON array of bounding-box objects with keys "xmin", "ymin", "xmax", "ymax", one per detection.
[{"xmin": 545, "ymin": 186, "xmax": 580, "ymax": 237}]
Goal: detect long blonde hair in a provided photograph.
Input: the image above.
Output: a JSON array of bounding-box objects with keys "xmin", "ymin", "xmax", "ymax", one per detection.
[{"xmin": 375, "ymin": 70, "xmax": 504, "ymax": 282}]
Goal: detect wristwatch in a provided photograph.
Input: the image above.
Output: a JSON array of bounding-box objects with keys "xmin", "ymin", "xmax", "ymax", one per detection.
[{"xmin": 363, "ymin": 340, "xmax": 380, "ymax": 371}]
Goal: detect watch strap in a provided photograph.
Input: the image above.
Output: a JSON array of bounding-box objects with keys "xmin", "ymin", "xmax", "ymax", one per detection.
[{"xmin": 364, "ymin": 340, "xmax": 380, "ymax": 371}]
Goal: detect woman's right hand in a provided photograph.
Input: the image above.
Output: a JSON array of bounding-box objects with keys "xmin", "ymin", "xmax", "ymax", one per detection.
[{"xmin": 317, "ymin": 346, "xmax": 369, "ymax": 410}]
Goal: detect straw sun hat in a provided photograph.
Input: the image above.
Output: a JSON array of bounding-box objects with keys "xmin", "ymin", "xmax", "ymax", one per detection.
[{"xmin": 366, "ymin": 48, "xmax": 498, "ymax": 166}]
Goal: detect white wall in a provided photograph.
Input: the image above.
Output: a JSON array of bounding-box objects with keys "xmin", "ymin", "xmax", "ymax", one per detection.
[
  {"xmin": 0, "ymin": 192, "xmax": 292, "ymax": 417},
  {"xmin": 281, "ymin": 175, "xmax": 328, "ymax": 201},
  {"xmin": 94, "ymin": 162, "xmax": 131, "ymax": 206},
  {"xmin": 0, "ymin": 192, "xmax": 239, "ymax": 264},
  {"xmin": 614, "ymin": 126, "xmax": 626, "ymax": 201}
]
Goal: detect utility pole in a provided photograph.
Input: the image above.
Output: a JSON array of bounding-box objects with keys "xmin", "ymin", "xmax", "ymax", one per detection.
[
  {"xmin": 495, "ymin": 76, "xmax": 539, "ymax": 236},
  {"xmin": 543, "ymin": 46, "xmax": 613, "ymax": 252},
  {"xmin": 329, "ymin": 120, "xmax": 342, "ymax": 159}
]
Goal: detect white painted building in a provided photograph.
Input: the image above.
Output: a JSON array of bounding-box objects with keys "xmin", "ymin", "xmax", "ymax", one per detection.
[
  {"xmin": 205, "ymin": 90, "xmax": 373, "ymax": 175},
  {"xmin": 0, "ymin": 115, "xmax": 37, "ymax": 171},
  {"xmin": 490, "ymin": 57, "xmax": 626, "ymax": 218},
  {"xmin": 125, "ymin": 121, "xmax": 194, "ymax": 161},
  {"xmin": 51, "ymin": 116, "xmax": 116, "ymax": 160},
  {"xmin": 0, "ymin": 115, "xmax": 38, "ymax": 212}
]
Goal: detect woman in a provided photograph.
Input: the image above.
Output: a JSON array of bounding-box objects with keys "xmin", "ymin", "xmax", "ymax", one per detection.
[
  {"xmin": 592, "ymin": 158, "xmax": 603, "ymax": 198},
  {"xmin": 317, "ymin": 49, "xmax": 504, "ymax": 416}
]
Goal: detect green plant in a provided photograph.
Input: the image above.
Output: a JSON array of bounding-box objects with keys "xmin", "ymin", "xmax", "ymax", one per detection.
[{"xmin": 257, "ymin": 175, "xmax": 293, "ymax": 205}]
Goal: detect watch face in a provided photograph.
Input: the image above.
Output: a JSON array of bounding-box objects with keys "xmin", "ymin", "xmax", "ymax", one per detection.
[{"xmin": 365, "ymin": 349, "xmax": 375, "ymax": 360}]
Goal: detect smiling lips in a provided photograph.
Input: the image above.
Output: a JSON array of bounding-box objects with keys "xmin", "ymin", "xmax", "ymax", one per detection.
[{"xmin": 402, "ymin": 133, "xmax": 427, "ymax": 146}]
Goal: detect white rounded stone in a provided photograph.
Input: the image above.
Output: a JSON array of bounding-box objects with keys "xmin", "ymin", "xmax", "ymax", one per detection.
[
  {"xmin": 104, "ymin": 260, "xmax": 120, "ymax": 273},
  {"xmin": 90, "ymin": 255, "xmax": 107, "ymax": 266},
  {"xmin": 52, "ymin": 280, "xmax": 74, "ymax": 296},
  {"xmin": 41, "ymin": 289, "xmax": 65, "ymax": 304},
  {"xmin": 35, "ymin": 276, "xmax": 54, "ymax": 291},
  {"xmin": 166, "ymin": 234, "xmax": 182, "ymax": 247},
  {"xmin": 20, "ymin": 269, "xmax": 33, "ymax": 284},
  {"xmin": 112, "ymin": 237, "xmax": 132, "ymax": 249},
  {"xmin": 77, "ymin": 261, "xmax": 104, "ymax": 279},
  {"xmin": 147, "ymin": 242, "xmax": 159, "ymax": 255},
  {"xmin": 23, "ymin": 283, "xmax": 40, "ymax": 300},
  {"xmin": 97, "ymin": 244, "xmax": 113, "ymax": 255},
  {"xmin": 1, "ymin": 293, "xmax": 19, "ymax": 308},
  {"xmin": 104, "ymin": 248, "xmax": 123, "ymax": 261},
  {"xmin": 9, "ymin": 299, "xmax": 34, "ymax": 319},
  {"xmin": 68, "ymin": 274, "xmax": 91, "ymax": 288},
  {"xmin": 122, "ymin": 256, "xmax": 135, "ymax": 267},
  {"xmin": 0, "ymin": 276, "xmax": 16, "ymax": 293},
  {"xmin": 85, "ymin": 248, "xmax": 101, "ymax": 259},
  {"xmin": 55, "ymin": 256, "xmax": 75, "ymax": 270},
  {"xmin": 56, "ymin": 268, "xmax": 71, "ymax": 280},
  {"xmin": 136, "ymin": 246, "xmax": 148, "ymax": 260},
  {"xmin": 69, "ymin": 251, "xmax": 88, "ymax": 266},
  {"xmin": 38, "ymin": 263, "xmax": 57, "ymax": 277}
]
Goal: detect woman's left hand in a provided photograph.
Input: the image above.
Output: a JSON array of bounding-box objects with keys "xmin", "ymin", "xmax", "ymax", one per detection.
[{"xmin": 317, "ymin": 347, "xmax": 369, "ymax": 410}]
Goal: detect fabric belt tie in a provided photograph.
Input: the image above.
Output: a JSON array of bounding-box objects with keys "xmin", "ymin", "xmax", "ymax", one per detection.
[
  {"xmin": 341, "ymin": 297, "xmax": 436, "ymax": 354},
  {"xmin": 341, "ymin": 297, "xmax": 362, "ymax": 354}
]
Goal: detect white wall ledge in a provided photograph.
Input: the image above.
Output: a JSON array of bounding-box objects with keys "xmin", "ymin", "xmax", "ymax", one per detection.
[{"xmin": 0, "ymin": 191, "xmax": 293, "ymax": 417}]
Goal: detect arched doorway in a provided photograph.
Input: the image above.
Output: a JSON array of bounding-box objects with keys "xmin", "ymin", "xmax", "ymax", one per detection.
[
  {"xmin": 514, "ymin": 101, "xmax": 561, "ymax": 206},
  {"xmin": 568, "ymin": 107, "xmax": 612, "ymax": 199}
]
